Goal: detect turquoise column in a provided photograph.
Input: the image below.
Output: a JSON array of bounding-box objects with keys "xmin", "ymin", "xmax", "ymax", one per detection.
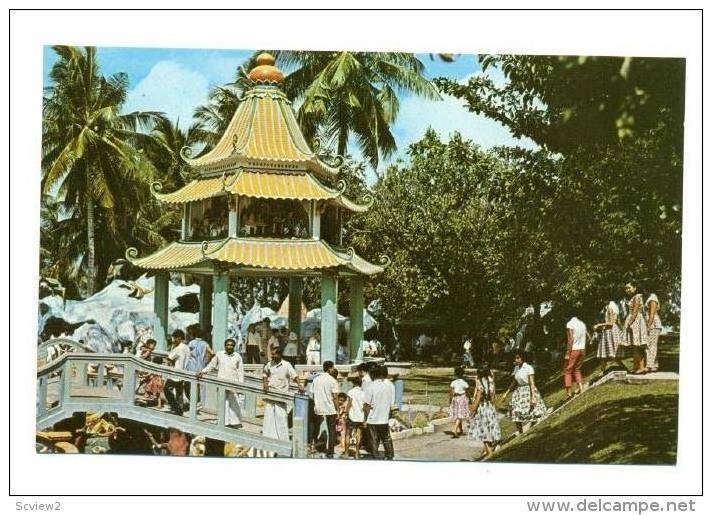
[
  {"xmin": 288, "ymin": 277, "xmax": 303, "ymax": 339},
  {"xmin": 199, "ymin": 275, "xmax": 213, "ymax": 332},
  {"xmin": 212, "ymin": 272, "xmax": 230, "ymax": 352},
  {"xmin": 153, "ymin": 272, "xmax": 169, "ymax": 351},
  {"xmin": 349, "ymin": 276, "xmax": 364, "ymax": 362},
  {"xmin": 320, "ymin": 273, "xmax": 338, "ymax": 363}
]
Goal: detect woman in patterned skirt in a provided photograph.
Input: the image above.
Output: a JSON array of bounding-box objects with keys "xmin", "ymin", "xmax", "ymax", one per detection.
[
  {"xmin": 623, "ymin": 280, "xmax": 648, "ymax": 374},
  {"xmin": 468, "ymin": 365, "xmax": 501, "ymax": 458},
  {"xmin": 593, "ymin": 300, "xmax": 626, "ymax": 376},
  {"xmin": 500, "ymin": 351, "xmax": 547, "ymax": 434},
  {"xmin": 644, "ymin": 292, "xmax": 663, "ymax": 372},
  {"xmin": 448, "ymin": 366, "xmax": 470, "ymax": 438}
]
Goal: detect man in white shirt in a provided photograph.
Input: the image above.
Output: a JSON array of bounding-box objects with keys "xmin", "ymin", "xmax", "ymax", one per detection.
[
  {"xmin": 564, "ymin": 314, "xmax": 588, "ymax": 398},
  {"xmin": 164, "ymin": 329, "xmax": 190, "ymax": 415},
  {"xmin": 311, "ymin": 360, "xmax": 340, "ymax": 458},
  {"xmin": 262, "ymin": 345, "xmax": 302, "ymax": 442},
  {"xmin": 198, "ymin": 338, "xmax": 244, "ymax": 429},
  {"xmin": 363, "ymin": 365, "xmax": 396, "ymax": 460},
  {"xmin": 306, "ymin": 331, "xmax": 321, "ymax": 365}
]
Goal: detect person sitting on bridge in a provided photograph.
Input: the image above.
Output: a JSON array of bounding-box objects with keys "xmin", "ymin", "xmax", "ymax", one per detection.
[{"xmin": 198, "ymin": 338, "xmax": 245, "ymax": 429}]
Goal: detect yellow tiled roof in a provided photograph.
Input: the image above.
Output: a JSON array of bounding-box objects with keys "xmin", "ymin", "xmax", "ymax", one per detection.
[
  {"xmin": 152, "ymin": 171, "xmax": 371, "ymax": 212},
  {"xmin": 184, "ymin": 87, "xmax": 338, "ymax": 177},
  {"xmin": 125, "ymin": 238, "xmax": 384, "ymax": 276}
]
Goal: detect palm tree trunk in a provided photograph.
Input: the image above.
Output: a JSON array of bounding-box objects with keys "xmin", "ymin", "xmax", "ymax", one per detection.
[
  {"xmin": 338, "ymin": 128, "xmax": 348, "ymax": 157},
  {"xmin": 86, "ymin": 194, "xmax": 97, "ymax": 296}
]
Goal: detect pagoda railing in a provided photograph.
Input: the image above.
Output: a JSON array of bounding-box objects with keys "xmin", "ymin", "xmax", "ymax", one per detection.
[{"xmin": 36, "ymin": 353, "xmax": 310, "ymax": 457}]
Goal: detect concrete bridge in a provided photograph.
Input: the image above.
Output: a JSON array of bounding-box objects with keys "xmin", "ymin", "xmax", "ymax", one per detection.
[{"xmin": 36, "ymin": 352, "xmax": 310, "ymax": 457}]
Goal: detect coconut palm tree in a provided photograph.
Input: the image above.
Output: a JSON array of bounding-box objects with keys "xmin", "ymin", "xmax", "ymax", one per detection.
[
  {"xmin": 192, "ymin": 67, "xmax": 252, "ymax": 152},
  {"xmin": 42, "ymin": 46, "xmax": 161, "ymax": 295},
  {"xmin": 267, "ymin": 51, "xmax": 440, "ymax": 169},
  {"xmin": 146, "ymin": 114, "xmax": 202, "ymax": 190}
]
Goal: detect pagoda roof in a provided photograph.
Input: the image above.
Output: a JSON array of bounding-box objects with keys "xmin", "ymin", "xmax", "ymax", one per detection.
[
  {"xmin": 182, "ymin": 55, "xmax": 339, "ymax": 178},
  {"xmin": 126, "ymin": 238, "xmax": 387, "ymax": 276},
  {"xmin": 151, "ymin": 170, "xmax": 372, "ymax": 213}
]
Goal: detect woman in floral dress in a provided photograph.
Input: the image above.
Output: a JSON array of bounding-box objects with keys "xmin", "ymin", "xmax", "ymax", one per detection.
[
  {"xmin": 468, "ymin": 365, "xmax": 501, "ymax": 458},
  {"xmin": 623, "ymin": 281, "xmax": 648, "ymax": 374},
  {"xmin": 501, "ymin": 351, "xmax": 547, "ymax": 434},
  {"xmin": 593, "ymin": 300, "xmax": 626, "ymax": 376},
  {"xmin": 644, "ymin": 292, "xmax": 663, "ymax": 372}
]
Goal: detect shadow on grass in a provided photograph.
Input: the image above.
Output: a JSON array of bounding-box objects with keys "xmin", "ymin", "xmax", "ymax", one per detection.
[{"xmin": 492, "ymin": 383, "xmax": 679, "ymax": 465}]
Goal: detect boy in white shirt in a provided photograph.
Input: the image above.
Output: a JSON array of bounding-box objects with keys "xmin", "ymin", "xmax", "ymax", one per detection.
[{"xmin": 345, "ymin": 376, "xmax": 366, "ymax": 459}]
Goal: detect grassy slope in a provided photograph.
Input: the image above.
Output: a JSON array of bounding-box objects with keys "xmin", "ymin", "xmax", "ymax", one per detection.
[{"xmin": 490, "ymin": 380, "xmax": 679, "ymax": 464}]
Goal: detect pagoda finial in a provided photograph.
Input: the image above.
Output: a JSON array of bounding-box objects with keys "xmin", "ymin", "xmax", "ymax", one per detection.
[{"xmin": 248, "ymin": 52, "xmax": 284, "ymax": 85}]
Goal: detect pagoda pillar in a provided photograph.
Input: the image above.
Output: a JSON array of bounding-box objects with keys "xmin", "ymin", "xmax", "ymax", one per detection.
[
  {"xmin": 211, "ymin": 272, "xmax": 230, "ymax": 352},
  {"xmin": 349, "ymin": 276, "xmax": 364, "ymax": 361},
  {"xmin": 228, "ymin": 196, "xmax": 238, "ymax": 237},
  {"xmin": 288, "ymin": 277, "xmax": 303, "ymax": 340},
  {"xmin": 320, "ymin": 273, "xmax": 338, "ymax": 363},
  {"xmin": 311, "ymin": 201, "xmax": 321, "ymax": 240},
  {"xmin": 199, "ymin": 275, "xmax": 213, "ymax": 331},
  {"xmin": 153, "ymin": 272, "xmax": 169, "ymax": 351},
  {"xmin": 182, "ymin": 203, "xmax": 191, "ymax": 240}
]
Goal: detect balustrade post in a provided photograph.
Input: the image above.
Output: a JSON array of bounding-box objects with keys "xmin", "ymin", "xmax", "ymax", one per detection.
[
  {"xmin": 59, "ymin": 364, "xmax": 69, "ymax": 405},
  {"xmin": 188, "ymin": 379, "xmax": 198, "ymax": 420},
  {"xmin": 244, "ymin": 390, "xmax": 256, "ymax": 419},
  {"xmin": 122, "ymin": 362, "xmax": 136, "ymax": 405},
  {"xmin": 292, "ymin": 394, "xmax": 310, "ymax": 458},
  {"xmin": 216, "ymin": 386, "xmax": 226, "ymax": 427},
  {"xmin": 76, "ymin": 361, "xmax": 87, "ymax": 386},
  {"xmin": 96, "ymin": 363, "xmax": 105, "ymax": 388},
  {"xmin": 37, "ymin": 377, "xmax": 47, "ymax": 419}
]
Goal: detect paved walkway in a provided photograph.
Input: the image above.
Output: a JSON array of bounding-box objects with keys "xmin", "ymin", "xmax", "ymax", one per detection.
[{"xmin": 393, "ymin": 423, "xmax": 484, "ymax": 462}]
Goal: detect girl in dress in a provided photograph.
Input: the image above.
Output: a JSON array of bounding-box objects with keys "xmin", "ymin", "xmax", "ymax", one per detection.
[
  {"xmin": 501, "ymin": 351, "xmax": 547, "ymax": 434},
  {"xmin": 644, "ymin": 292, "xmax": 663, "ymax": 372},
  {"xmin": 623, "ymin": 280, "xmax": 648, "ymax": 374},
  {"xmin": 468, "ymin": 365, "xmax": 502, "ymax": 458},
  {"xmin": 449, "ymin": 366, "xmax": 470, "ymax": 438},
  {"xmin": 593, "ymin": 300, "xmax": 626, "ymax": 376}
]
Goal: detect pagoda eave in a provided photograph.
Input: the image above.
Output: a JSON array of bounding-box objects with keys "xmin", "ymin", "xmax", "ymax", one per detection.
[{"xmin": 126, "ymin": 238, "xmax": 386, "ymax": 277}]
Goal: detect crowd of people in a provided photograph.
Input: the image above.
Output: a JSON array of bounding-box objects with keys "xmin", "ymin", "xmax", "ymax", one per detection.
[{"xmin": 129, "ymin": 318, "xmax": 399, "ymax": 459}]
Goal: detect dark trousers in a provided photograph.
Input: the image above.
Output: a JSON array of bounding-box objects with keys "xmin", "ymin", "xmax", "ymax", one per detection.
[
  {"xmin": 246, "ymin": 346, "xmax": 261, "ymax": 364},
  {"xmin": 368, "ymin": 423, "xmax": 394, "ymax": 460},
  {"xmin": 163, "ymin": 379, "xmax": 184, "ymax": 414},
  {"xmin": 322, "ymin": 414, "xmax": 337, "ymax": 457}
]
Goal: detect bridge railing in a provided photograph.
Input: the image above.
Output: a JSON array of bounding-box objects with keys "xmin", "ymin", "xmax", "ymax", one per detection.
[{"xmin": 36, "ymin": 353, "xmax": 310, "ymax": 457}]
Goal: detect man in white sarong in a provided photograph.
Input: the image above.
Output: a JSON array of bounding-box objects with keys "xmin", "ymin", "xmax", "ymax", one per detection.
[
  {"xmin": 198, "ymin": 339, "xmax": 245, "ymax": 429},
  {"xmin": 262, "ymin": 344, "xmax": 301, "ymax": 441}
]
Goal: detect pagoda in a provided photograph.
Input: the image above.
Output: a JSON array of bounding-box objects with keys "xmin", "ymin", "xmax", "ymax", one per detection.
[{"xmin": 126, "ymin": 53, "xmax": 387, "ymax": 362}]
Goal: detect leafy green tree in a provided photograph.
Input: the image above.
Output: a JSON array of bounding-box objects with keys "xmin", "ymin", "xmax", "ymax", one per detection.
[
  {"xmin": 42, "ymin": 46, "xmax": 161, "ymax": 294},
  {"xmin": 435, "ymin": 55, "xmax": 683, "ymax": 324}
]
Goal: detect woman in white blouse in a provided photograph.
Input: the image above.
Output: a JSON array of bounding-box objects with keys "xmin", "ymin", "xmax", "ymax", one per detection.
[
  {"xmin": 500, "ymin": 351, "xmax": 547, "ymax": 434},
  {"xmin": 644, "ymin": 292, "xmax": 663, "ymax": 373}
]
